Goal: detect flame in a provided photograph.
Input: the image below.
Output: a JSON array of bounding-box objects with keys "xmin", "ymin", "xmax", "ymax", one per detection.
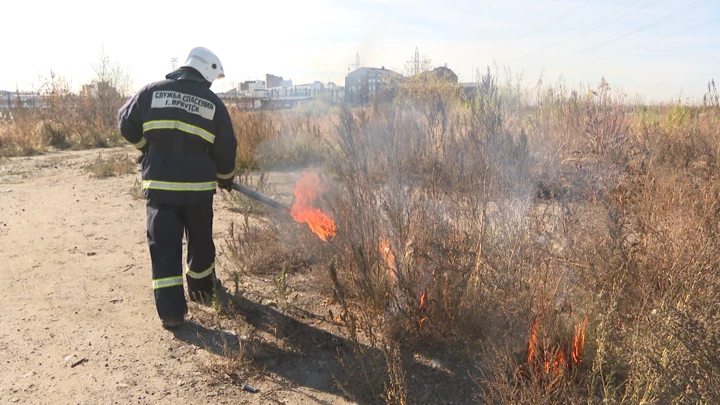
[
  {"xmin": 379, "ymin": 239, "xmax": 397, "ymax": 285},
  {"xmin": 527, "ymin": 317, "xmax": 539, "ymax": 363},
  {"xmin": 552, "ymin": 349, "xmax": 567, "ymax": 375},
  {"xmin": 523, "ymin": 316, "xmax": 587, "ymax": 378},
  {"xmin": 572, "ymin": 317, "xmax": 588, "ymax": 363},
  {"xmin": 418, "ymin": 291, "xmax": 427, "ymax": 329},
  {"xmin": 290, "ymin": 172, "xmax": 337, "ymax": 242}
]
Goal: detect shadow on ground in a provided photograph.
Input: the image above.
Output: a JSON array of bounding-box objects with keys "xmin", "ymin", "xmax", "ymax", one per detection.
[
  {"xmin": 171, "ymin": 289, "xmax": 480, "ymax": 404},
  {"xmin": 170, "ymin": 320, "xmax": 241, "ymax": 356}
]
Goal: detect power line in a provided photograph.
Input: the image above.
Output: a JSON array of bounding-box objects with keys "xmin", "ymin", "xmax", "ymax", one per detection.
[
  {"xmin": 521, "ymin": 0, "xmax": 594, "ymax": 38},
  {"xmin": 606, "ymin": 14, "xmax": 720, "ymax": 58},
  {"xmin": 508, "ymin": 0, "xmax": 655, "ymax": 62},
  {"xmin": 580, "ymin": 0, "xmax": 712, "ymax": 53},
  {"xmin": 573, "ymin": 0, "xmax": 665, "ymax": 40},
  {"xmin": 524, "ymin": 0, "xmax": 715, "ymax": 78}
]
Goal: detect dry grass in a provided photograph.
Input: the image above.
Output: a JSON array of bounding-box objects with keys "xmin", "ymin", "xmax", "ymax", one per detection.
[
  {"xmin": 1, "ymin": 74, "xmax": 328, "ymax": 171},
  {"xmin": 227, "ymin": 110, "xmax": 331, "ymax": 171},
  {"xmin": 5, "ymin": 66, "xmax": 719, "ymax": 404},
  {"xmin": 223, "ymin": 71, "xmax": 720, "ymax": 404},
  {"xmin": 85, "ymin": 152, "xmax": 135, "ymax": 178},
  {"xmin": 0, "ymin": 111, "xmax": 54, "ymax": 157},
  {"xmin": 0, "ymin": 73, "xmax": 125, "ymax": 158}
]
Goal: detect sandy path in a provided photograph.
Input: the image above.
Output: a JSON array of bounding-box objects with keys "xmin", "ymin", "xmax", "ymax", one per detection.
[{"xmin": 0, "ymin": 147, "xmax": 353, "ymax": 405}]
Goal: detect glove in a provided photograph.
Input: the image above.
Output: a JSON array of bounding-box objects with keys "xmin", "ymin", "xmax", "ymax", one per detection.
[{"xmin": 218, "ymin": 177, "xmax": 234, "ymax": 191}]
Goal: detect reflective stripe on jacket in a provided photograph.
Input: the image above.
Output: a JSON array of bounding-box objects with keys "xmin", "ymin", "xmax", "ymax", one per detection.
[{"xmin": 117, "ymin": 68, "xmax": 238, "ymax": 206}]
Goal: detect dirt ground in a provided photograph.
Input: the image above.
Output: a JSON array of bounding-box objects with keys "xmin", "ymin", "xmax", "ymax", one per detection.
[
  {"xmin": 0, "ymin": 146, "xmax": 477, "ymax": 405},
  {"xmin": 0, "ymin": 146, "xmax": 365, "ymax": 405}
]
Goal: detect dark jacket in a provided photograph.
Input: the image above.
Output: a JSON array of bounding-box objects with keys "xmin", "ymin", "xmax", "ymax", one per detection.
[{"xmin": 117, "ymin": 68, "xmax": 237, "ymax": 206}]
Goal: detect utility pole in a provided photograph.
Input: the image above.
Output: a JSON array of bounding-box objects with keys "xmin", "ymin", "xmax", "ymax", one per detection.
[
  {"xmin": 414, "ymin": 47, "xmax": 420, "ymax": 76},
  {"xmin": 406, "ymin": 46, "xmax": 431, "ymax": 76},
  {"xmin": 348, "ymin": 52, "xmax": 363, "ymax": 72},
  {"xmin": 407, "ymin": 47, "xmax": 420, "ymax": 76}
]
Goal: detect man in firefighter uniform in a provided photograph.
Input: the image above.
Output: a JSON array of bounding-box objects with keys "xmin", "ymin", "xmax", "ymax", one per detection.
[{"xmin": 117, "ymin": 47, "xmax": 237, "ymax": 329}]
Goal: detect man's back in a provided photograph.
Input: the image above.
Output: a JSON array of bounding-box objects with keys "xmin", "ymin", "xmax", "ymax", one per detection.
[
  {"xmin": 118, "ymin": 68, "xmax": 237, "ymax": 206},
  {"xmin": 116, "ymin": 47, "xmax": 236, "ymax": 329}
]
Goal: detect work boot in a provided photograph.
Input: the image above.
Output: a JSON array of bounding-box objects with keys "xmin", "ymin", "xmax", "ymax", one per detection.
[
  {"xmin": 161, "ymin": 316, "xmax": 185, "ymax": 329},
  {"xmin": 188, "ymin": 273, "xmax": 223, "ymax": 306},
  {"xmin": 189, "ymin": 277, "xmax": 228, "ymax": 308},
  {"xmin": 188, "ymin": 288, "xmax": 215, "ymax": 306}
]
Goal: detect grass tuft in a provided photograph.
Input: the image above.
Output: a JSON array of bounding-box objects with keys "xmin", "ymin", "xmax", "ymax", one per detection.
[{"xmin": 85, "ymin": 152, "xmax": 135, "ymax": 178}]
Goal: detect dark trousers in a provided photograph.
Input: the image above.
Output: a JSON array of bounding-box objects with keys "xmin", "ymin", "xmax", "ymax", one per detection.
[{"xmin": 146, "ymin": 200, "xmax": 217, "ymax": 320}]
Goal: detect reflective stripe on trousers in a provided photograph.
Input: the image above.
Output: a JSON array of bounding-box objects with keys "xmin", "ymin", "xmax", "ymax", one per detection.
[
  {"xmin": 186, "ymin": 262, "xmax": 214, "ymax": 279},
  {"xmin": 142, "ymin": 180, "xmax": 216, "ymax": 192},
  {"xmin": 142, "ymin": 120, "xmax": 215, "ymax": 143},
  {"xmin": 153, "ymin": 276, "xmax": 183, "ymax": 289},
  {"xmin": 217, "ymin": 170, "xmax": 235, "ymax": 180}
]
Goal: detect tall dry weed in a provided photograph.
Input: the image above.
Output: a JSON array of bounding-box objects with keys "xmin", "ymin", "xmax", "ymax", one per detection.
[
  {"xmin": 317, "ymin": 70, "xmax": 720, "ymax": 404},
  {"xmin": 0, "ymin": 72, "xmax": 125, "ymax": 157},
  {"xmin": 227, "ymin": 110, "xmax": 331, "ymax": 171}
]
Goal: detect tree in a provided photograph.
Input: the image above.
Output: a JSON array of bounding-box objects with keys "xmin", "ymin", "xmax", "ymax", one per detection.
[
  {"xmin": 90, "ymin": 46, "xmax": 133, "ymax": 98},
  {"xmin": 83, "ymin": 46, "xmax": 133, "ymax": 134}
]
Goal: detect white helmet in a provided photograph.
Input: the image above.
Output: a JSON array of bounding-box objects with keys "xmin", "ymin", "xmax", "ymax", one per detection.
[{"xmin": 181, "ymin": 47, "xmax": 225, "ymax": 83}]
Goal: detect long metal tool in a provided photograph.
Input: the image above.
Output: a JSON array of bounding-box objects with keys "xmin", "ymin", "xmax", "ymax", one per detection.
[{"xmin": 231, "ymin": 183, "xmax": 291, "ymax": 214}]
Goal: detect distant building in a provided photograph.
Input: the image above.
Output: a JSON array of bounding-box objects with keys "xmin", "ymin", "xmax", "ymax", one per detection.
[
  {"xmin": 251, "ymin": 89, "xmax": 269, "ymax": 98},
  {"xmin": 344, "ymin": 66, "xmax": 401, "ymax": 106},
  {"xmin": 265, "ymin": 73, "xmax": 284, "ymax": 89},
  {"xmin": 265, "ymin": 74, "xmax": 294, "ymax": 90},
  {"xmin": 81, "ymin": 81, "xmax": 120, "ymax": 98},
  {"xmin": 249, "ymin": 81, "xmax": 265, "ymax": 92},
  {"xmin": 425, "ymin": 66, "xmax": 458, "ymax": 83},
  {"xmin": 460, "ymin": 82, "xmax": 479, "ymax": 97},
  {"xmin": 239, "ymin": 80, "xmax": 265, "ymax": 94},
  {"xmin": 217, "ymin": 76, "xmax": 345, "ymax": 111},
  {"xmin": 0, "ymin": 90, "xmax": 45, "ymax": 109}
]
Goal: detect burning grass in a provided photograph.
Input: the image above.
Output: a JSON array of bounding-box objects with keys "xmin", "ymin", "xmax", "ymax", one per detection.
[
  {"xmin": 520, "ymin": 316, "xmax": 588, "ymax": 379},
  {"xmin": 289, "ymin": 171, "xmax": 337, "ymax": 242},
  {"xmin": 221, "ymin": 72, "xmax": 720, "ymax": 404},
  {"xmin": 6, "ymin": 64, "xmax": 719, "ymax": 404}
]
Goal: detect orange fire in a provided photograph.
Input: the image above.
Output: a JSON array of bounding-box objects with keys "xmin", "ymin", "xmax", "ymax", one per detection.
[
  {"xmin": 290, "ymin": 172, "xmax": 337, "ymax": 242},
  {"xmin": 418, "ymin": 291, "xmax": 427, "ymax": 329},
  {"xmin": 572, "ymin": 317, "xmax": 588, "ymax": 363},
  {"xmin": 523, "ymin": 316, "xmax": 588, "ymax": 378},
  {"xmin": 527, "ymin": 317, "xmax": 540, "ymax": 364},
  {"xmin": 379, "ymin": 239, "xmax": 397, "ymax": 285},
  {"xmin": 550, "ymin": 349, "xmax": 567, "ymax": 375}
]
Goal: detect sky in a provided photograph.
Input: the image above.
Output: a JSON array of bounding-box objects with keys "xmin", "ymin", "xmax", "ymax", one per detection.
[{"xmin": 2, "ymin": 0, "xmax": 719, "ymax": 103}]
